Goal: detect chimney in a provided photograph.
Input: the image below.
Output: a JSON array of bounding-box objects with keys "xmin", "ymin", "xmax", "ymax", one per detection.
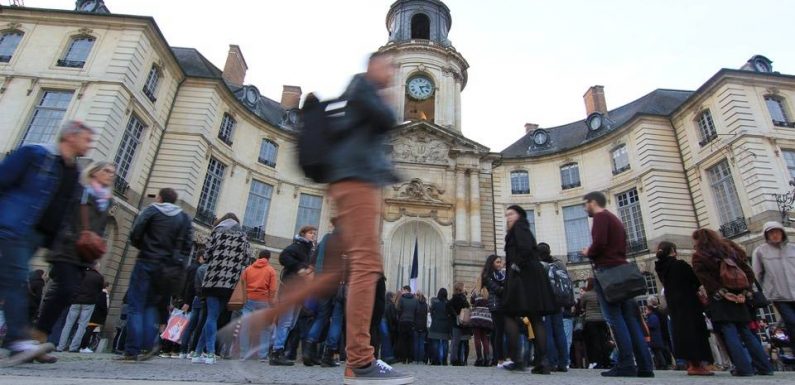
[
  {"xmin": 583, "ymin": 85, "xmax": 608, "ymax": 116},
  {"xmin": 524, "ymin": 123, "xmax": 539, "ymax": 134},
  {"xmin": 280, "ymin": 85, "xmax": 302, "ymax": 110},
  {"xmin": 222, "ymin": 45, "xmax": 248, "ymax": 88}
]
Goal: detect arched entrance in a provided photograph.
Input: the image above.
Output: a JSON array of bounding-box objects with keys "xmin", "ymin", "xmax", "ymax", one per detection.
[{"xmin": 386, "ymin": 220, "xmax": 450, "ymax": 297}]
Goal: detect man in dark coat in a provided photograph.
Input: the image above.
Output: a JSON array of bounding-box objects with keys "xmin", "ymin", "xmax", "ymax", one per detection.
[{"xmin": 395, "ymin": 286, "xmax": 419, "ymax": 363}]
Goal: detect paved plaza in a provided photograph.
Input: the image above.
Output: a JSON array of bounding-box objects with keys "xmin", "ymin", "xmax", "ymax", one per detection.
[{"xmin": 0, "ymin": 354, "xmax": 793, "ymax": 385}]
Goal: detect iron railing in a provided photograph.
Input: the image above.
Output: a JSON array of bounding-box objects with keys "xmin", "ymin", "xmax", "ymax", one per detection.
[
  {"xmin": 719, "ymin": 217, "xmax": 748, "ymax": 239},
  {"xmin": 56, "ymin": 59, "xmax": 85, "ymax": 68},
  {"xmin": 113, "ymin": 177, "xmax": 129, "ymax": 196},
  {"xmin": 195, "ymin": 208, "xmax": 216, "ymax": 227},
  {"xmin": 243, "ymin": 226, "xmax": 267, "ymax": 244}
]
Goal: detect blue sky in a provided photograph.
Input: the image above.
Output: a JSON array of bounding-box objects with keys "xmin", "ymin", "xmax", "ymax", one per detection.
[{"xmin": 25, "ymin": 0, "xmax": 795, "ymax": 150}]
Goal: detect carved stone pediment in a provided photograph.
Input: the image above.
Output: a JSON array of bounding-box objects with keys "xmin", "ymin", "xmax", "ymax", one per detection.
[
  {"xmin": 392, "ymin": 178, "xmax": 445, "ymax": 203},
  {"xmin": 393, "ymin": 133, "xmax": 450, "ymax": 165}
]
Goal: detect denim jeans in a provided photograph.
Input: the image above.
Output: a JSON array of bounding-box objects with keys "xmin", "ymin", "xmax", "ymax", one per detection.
[
  {"xmin": 271, "ymin": 305, "xmax": 298, "ymax": 351},
  {"xmin": 414, "ymin": 330, "xmax": 427, "ymax": 362},
  {"xmin": 594, "ymin": 275, "xmax": 653, "ymax": 372},
  {"xmin": 774, "ymin": 302, "xmax": 795, "ymax": 351},
  {"xmin": 195, "ymin": 296, "xmax": 224, "ymax": 355},
  {"xmin": 180, "ymin": 297, "xmax": 203, "ymax": 353},
  {"xmin": 57, "ymin": 303, "xmax": 95, "ymax": 352},
  {"xmin": 716, "ymin": 322, "xmax": 773, "ymax": 375},
  {"xmin": 563, "ymin": 317, "xmax": 574, "ymax": 351},
  {"xmin": 378, "ymin": 318, "xmax": 395, "ymax": 360},
  {"xmin": 0, "ymin": 235, "xmax": 40, "ymax": 345},
  {"xmin": 431, "ymin": 338, "xmax": 449, "ymax": 364},
  {"xmin": 545, "ymin": 312, "xmax": 570, "ymax": 368},
  {"xmin": 240, "ymin": 300, "xmax": 272, "ymax": 359},
  {"xmin": 307, "ymin": 296, "xmax": 344, "ymax": 350},
  {"xmin": 124, "ymin": 260, "xmax": 161, "ymax": 356}
]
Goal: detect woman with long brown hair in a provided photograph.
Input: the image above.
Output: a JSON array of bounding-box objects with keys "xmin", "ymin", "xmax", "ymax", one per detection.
[{"xmin": 691, "ymin": 229, "xmax": 773, "ymax": 376}]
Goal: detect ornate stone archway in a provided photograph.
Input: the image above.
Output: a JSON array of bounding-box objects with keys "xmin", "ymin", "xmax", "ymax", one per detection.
[{"xmin": 384, "ymin": 219, "xmax": 451, "ymax": 297}]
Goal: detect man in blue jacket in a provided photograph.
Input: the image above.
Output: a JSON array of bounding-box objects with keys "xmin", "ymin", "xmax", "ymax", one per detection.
[{"xmin": 0, "ymin": 121, "xmax": 94, "ymax": 366}]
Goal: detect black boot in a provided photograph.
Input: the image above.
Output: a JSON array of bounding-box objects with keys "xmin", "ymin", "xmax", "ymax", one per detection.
[
  {"xmin": 320, "ymin": 347, "xmax": 339, "ymax": 367},
  {"xmin": 301, "ymin": 341, "xmax": 315, "ymax": 367},
  {"xmin": 311, "ymin": 343, "xmax": 323, "ymax": 366},
  {"xmin": 269, "ymin": 349, "xmax": 294, "ymax": 366}
]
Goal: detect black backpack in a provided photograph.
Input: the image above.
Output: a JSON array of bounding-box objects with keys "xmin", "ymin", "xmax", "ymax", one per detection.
[{"xmin": 298, "ymin": 99, "xmax": 351, "ymax": 183}]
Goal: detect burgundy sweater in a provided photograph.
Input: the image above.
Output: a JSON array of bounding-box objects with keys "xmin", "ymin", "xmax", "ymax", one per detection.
[{"xmin": 587, "ymin": 210, "xmax": 628, "ymax": 268}]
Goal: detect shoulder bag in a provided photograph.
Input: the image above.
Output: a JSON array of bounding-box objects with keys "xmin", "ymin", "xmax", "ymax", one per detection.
[
  {"xmin": 76, "ymin": 201, "xmax": 106, "ymax": 263},
  {"xmin": 227, "ymin": 275, "xmax": 247, "ymax": 311},
  {"xmin": 592, "ymin": 262, "xmax": 647, "ymax": 304}
]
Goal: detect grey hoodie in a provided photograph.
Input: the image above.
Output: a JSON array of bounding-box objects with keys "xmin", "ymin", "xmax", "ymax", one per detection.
[{"xmin": 752, "ymin": 221, "xmax": 795, "ymax": 301}]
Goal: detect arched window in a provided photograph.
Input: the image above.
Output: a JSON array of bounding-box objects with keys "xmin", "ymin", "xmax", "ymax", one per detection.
[
  {"xmin": 765, "ymin": 95, "xmax": 792, "ymax": 126},
  {"xmin": 0, "ymin": 30, "xmax": 23, "ymax": 62},
  {"xmin": 258, "ymin": 139, "xmax": 279, "ymax": 167},
  {"xmin": 411, "ymin": 13, "xmax": 430, "ymax": 40},
  {"xmin": 58, "ymin": 35, "xmax": 95, "ymax": 68},
  {"xmin": 510, "ymin": 170, "xmax": 530, "ymax": 195}
]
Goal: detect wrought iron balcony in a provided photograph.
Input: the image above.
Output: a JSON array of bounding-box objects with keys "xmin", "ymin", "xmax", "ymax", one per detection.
[
  {"xmin": 217, "ymin": 133, "xmax": 233, "ymax": 147},
  {"xmin": 719, "ymin": 217, "xmax": 749, "ymax": 239},
  {"xmin": 698, "ymin": 133, "xmax": 718, "ymax": 147},
  {"xmin": 773, "ymin": 120, "xmax": 795, "ymax": 128},
  {"xmin": 143, "ymin": 87, "xmax": 157, "ymax": 103},
  {"xmin": 562, "ymin": 182, "xmax": 581, "ymax": 190},
  {"xmin": 511, "ymin": 188, "xmax": 530, "ymax": 195},
  {"xmin": 113, "ymin": 177, "xmax": 129, "ymax": 196},
  {"xmin": 243, "ymin": 226, "xmax": 267, "ymax": 244},
  {"xmin": 612, "ymin": 165, "xmax": 631, "ymax": 175},
  {"xmin": 194, "ymin": 208, "xmax": 216, "ymax": 227},
  {"xmin": 0, "ymin": 55, "xmax": 11, "ymax": 63},
  {"xmin": 627, "ymin": 239, "xmax": 648, "ymax": 255},
  {"xmin": 257, "ymin": 157, "xmax": 276, "ymax": 168},
  {"xmin": 56, "ymin": 59, "xmax": 85, "ymax": 68},
  {"xmin": 566, "ymin": 251, "xmax": 586, "ymax": 264}
]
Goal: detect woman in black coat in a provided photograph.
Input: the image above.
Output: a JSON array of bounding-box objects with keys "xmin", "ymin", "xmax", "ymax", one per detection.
[
  {"xmin": 502, "ymin": 205, "xmax": 557, "ymax": 373},
  {"xmin": 482, "ymin": 254, "xmax": 506, "ymax": 366},
  {"xmin": 654, "ymin": 242, "xmax": 714, "ymax": 376}
]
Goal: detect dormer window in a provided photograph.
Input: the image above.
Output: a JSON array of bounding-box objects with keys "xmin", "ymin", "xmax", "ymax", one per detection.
[
  {"xmin": 696, "ymin": 109, "xmax": 717, "ymax": 146},
  {"xmin": 58, "ymin": 35, "xmax": 95, "ymax": 68},
  {"xmin": 243, "ymin": 85, "xmax": 260, "ymax": 106},
  {"xmin": 533, "ymin": 129, "xmax": 549, "ymax": 147},
  {"xmin": 0, "ymin": 30, "xmax": 23, "ymax": 63},
  {"xmin": 586, "ymin": 112, "xmax": 605, "ymax": 131}
]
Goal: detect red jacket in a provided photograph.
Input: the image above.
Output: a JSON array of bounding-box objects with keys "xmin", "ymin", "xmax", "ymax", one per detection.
[
  {"xmin": 587, "ymin": 210, "xmax": 628, "ymax": 268},
  {"xmin": 241, "ymin": 258, "xmax": 278, "ymax": 302}
]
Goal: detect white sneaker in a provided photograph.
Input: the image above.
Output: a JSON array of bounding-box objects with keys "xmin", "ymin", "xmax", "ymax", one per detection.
[
  {"xmin": 178, "ymin": 353, "xmax": 188, "ymax": 359},
  {"xmin": 79, "ymin": 348, "xmax": 94, "ymax": 354},
  {"xmin": 205, "ymin": 354, "xmax": 216, "ymax": 365},
  {"xmin": 589, "ymin": 363, "xmax": 598, "ymax": 369},
  {"xmin": 191, "ymin": 353, "xmax": 206, "ymax": 364},
  {"xmin": 497, "ymin": 359, "xmax": 513, "ymax": 369}
]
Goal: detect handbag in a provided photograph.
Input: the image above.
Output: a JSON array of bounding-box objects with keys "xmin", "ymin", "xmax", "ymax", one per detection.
[
  {"xmin": 468, "ymin": 306, "xmax": 493, "ymax": 330},
  {"xmin": 227, "ymin": 276, "xmax": 246, "ymax": 311},
  {"xmin": 750, "ymin": 280, "xmax": 771, "ymax": 310},
  {"xmin": 458, "ymin": 307, "xmax": 471, "ymax": 326},
  {"xmin": 76, "ymin": 204, "xmax": 106, "ymax": 262},
  {"xmin": 593, "ymin": 262, "xmax": 647, "ymax": 304}
]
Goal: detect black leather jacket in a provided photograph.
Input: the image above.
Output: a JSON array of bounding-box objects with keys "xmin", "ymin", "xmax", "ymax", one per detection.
[{"xmin": 129, "ymin": 203, "xmax": 192, "ymax": 263}]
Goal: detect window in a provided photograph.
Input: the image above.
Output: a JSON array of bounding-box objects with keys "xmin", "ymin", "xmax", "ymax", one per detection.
[
  {"xmin": 58, "ymin": 35, "xmax": 95, "ymax": 68},
  {"xmin": 196, "ymin": 158, "xmax": 226, "ymax": 225},
  {"xmin": 708, "ymin": 160, "xmax": 747, "ymax": 238},
  {"xmin": 21, "ymin": 90, "xmax": 74, "ymax": 146},
  {"xmin": 563, "ymin": 205, "xmax": 590, "ymax": 263},
  {"xmin": 765, "ymin": 95, "xmax": 792, "ymax": 126},
  {"xmin": 142, "ymin": 65, "xmax": 160, "ymax": 103},
  {"xmin": 783, "ymin": 150, "xmax": 795, "ymax": 181},
  {"xmin": 510, "ymin": 170, "xmax": 530, "ymax": 195},
  {"xmin": 560, "ymin": 163, "xmax": 581, "ymax": 190},
  {"xmin": 611, "ymin": 145, "xmax": 630, "ymax": 175},
  {"xmin": 218, "ymin": 113, "xmax": 235, "ymax": 146},
  {"xmin": 643, "ymin": 272, "xmax": 658, "ymax": 295},
  {"xmin": 242, "ymin": 180, "xmax": 273, "ymax": 243},
  {"xmin": 295, "ymin": 193, "xmax": 322, "ymax": 235},
  {"xmin": 113, "ymin": 114, "xmax": 146, "ymax": 194},
  {"xmin": 616, "ymin": 188, "xmax": 647, "ymax": 254},
  {"xmin": 410, "ymin": 13, "xmax": 430, "ymax": 40},
  {"xmin": 527, "ymin": 210, "xmax": 536, "ymax": 236},
  {"xmin": 697, "ymin": 110, "xmax": 717, "ymax": 146},
  {"xmin": 258, "ymin": 139, "xmax": 279, "ymax": 168},
  {"xmin": 0, "ymin": 30, "xmax": 23, "ymax": 62}
]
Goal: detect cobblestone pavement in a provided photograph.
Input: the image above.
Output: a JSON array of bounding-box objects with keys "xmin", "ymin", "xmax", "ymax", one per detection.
[{"xmin": 0, "ymin": 353, "xmax": 793, "ymax": 385}]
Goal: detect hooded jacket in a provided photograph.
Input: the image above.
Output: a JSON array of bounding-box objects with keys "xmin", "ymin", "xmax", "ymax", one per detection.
[
  {"xmin": 242, "ymin": 258, "xmax": 278, "ymax": 302},
  {"xmin": 752, "ymin": 221, "xmax": 795, "ymax": 301},
  {"xmin": 130, "ymin": 202, "xmax": 192, "ymax": 263}
]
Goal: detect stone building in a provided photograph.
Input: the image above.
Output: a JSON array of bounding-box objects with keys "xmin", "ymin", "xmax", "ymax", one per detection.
[{"xmin": 1, "ymin": 0, "xmax": 794, "ymax": 329}]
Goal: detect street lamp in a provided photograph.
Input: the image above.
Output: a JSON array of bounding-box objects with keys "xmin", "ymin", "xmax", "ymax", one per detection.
[{"xmin": 773, "ymin": 180, "xmax": 795, "ymax": 226}]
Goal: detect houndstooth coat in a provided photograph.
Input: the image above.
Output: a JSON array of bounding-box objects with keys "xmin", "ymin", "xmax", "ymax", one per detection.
[{"xmin": 201, "ymin": 222, "xmax": 252, "ymax": 299}]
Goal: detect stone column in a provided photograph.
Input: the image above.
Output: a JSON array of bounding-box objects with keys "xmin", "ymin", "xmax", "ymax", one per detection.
[
  {"xmin": 455, "ymin": 168, "xmax": 468, "ymax": 243},
  {"xmin": 469, "ymin": 168, "xmax": 482, "ymax": 245}
]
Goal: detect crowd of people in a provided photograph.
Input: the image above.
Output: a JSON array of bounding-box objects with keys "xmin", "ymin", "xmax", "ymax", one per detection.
[{"xmin": 1, "ymin": 51, "xmax": 794, "ymax": 385}]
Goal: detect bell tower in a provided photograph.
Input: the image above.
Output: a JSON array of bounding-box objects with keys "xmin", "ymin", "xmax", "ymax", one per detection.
[{"xmin": 381, "ymin": 0, "xmax": 468, "ymax": 132}]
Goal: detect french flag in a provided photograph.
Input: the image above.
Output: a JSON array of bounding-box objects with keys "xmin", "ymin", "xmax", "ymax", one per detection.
[{"xmin": 409, "ymin": 238, "xmax": 419, "ymax": 292}]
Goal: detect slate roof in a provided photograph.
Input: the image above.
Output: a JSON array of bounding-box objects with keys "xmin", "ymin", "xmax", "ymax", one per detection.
[
  {"xmin": 501, "ymin": 89, "xmax": 694, "ymax": 159},
  {"xmin": 170, "ymin": 47, "xmax": 291, "ymax": 130}
]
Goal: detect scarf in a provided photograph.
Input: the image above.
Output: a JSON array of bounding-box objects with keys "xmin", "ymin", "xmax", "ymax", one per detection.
[
  {"xmin": 87, "ymin": 181, "xmax": 112, "ymax": 211},
  {"xmin": 493, "ymin": 269, "xmax": 506, "ymax": 282}
]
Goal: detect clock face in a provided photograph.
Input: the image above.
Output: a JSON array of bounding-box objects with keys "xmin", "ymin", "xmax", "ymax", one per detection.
[
  {"xmin": 245, "ymin": 87, "xmax": 259, "ymax": 104},
  {"xmin": 754, "ymin": 60, "xmax": 770, "ymax": 73},
  {"xmin": 588, "ymin": 114, "xmax": 603, "ymax": 131},
  {"xmin": 407, "ymin": 76, "xmax": 434, "ymax": 101},
  {"xmin": 80, "ymin": 0, "xmax": 97, "ymax": 11},
  {"xmin": 533, "ymin": 130, "xmax": 549, "ymax": 146}
]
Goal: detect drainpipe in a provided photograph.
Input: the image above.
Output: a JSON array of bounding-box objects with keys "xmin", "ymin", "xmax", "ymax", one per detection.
[
  {"xmin": 672, "ymin": 119, "xmax": 702, "ymax": 230},
  {"xmin": 110, "ymin": 77, "xmax": 186, "ymax": 296}
]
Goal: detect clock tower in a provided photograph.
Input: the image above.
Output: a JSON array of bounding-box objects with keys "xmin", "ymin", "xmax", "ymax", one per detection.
[{"xmin": 380, "ymin": 0, "xmax": 468, "ymax": 132}]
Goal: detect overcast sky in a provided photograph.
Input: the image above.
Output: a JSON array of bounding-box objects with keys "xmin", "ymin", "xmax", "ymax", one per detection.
[{"xmin": 25, "ymin": 0, "xmax": 795, "ymax": 151}]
